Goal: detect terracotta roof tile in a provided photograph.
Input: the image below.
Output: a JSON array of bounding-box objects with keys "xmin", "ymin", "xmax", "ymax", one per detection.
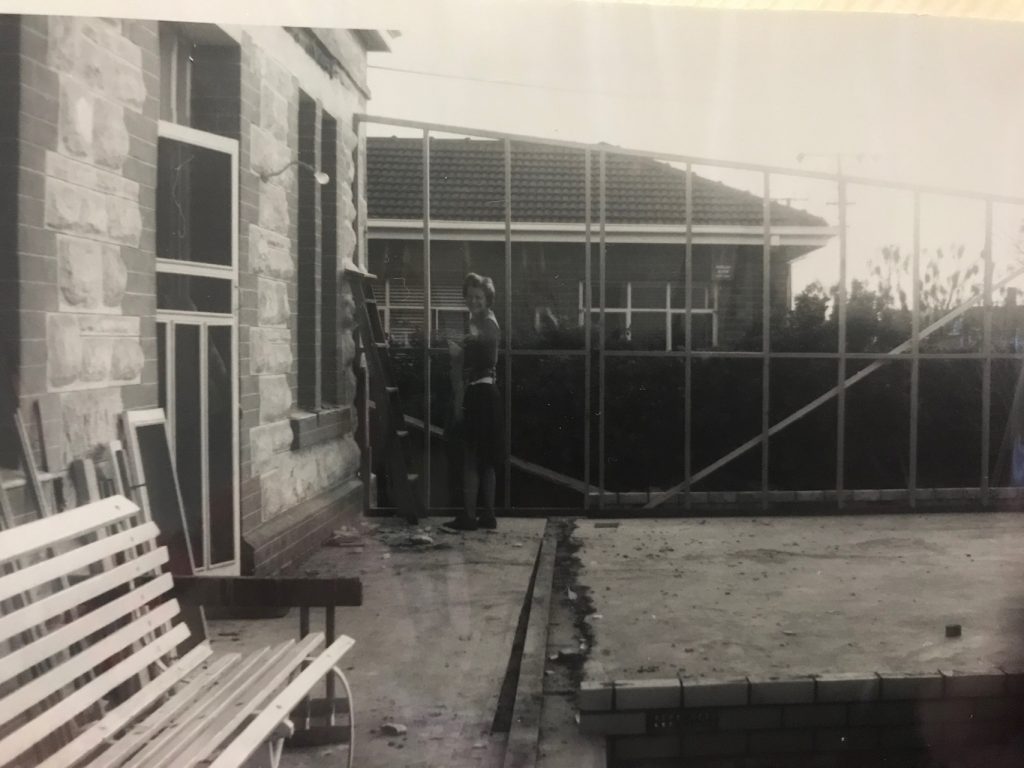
[{"xmin": 367, "ymin": 137, "xmax": 827, "ymax": 227}]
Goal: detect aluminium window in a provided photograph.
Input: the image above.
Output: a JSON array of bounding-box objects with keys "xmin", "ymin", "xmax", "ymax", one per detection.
[
  {"xmin": 382, "ymin": 278, "xmax": 468, "ymax": 347},
  {"xmin": 578, "ymin": 280, "xmax": 717, "ymax": 350}
]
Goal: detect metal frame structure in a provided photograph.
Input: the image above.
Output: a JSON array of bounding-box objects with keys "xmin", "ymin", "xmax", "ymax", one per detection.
[{"xmin": 355, "ymin": 113, "xmax": 1024, "ymax": 512}]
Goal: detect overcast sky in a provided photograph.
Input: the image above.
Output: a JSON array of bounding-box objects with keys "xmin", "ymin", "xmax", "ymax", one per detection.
[
  {"xmin": 363, "ymin": 3, "xmax": 1024, "ymax": 292},
  {"xmin": 365, "ymin": 4, "xmax": 1023, "ymax": 196}
]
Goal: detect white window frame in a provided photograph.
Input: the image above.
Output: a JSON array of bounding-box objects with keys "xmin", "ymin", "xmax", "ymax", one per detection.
[
  {"xmin": 156, "ymin": 118, "xmax": 240, "ymax": 575},
  {"xmin": 382, "ymin": 277, "xmax": 469, "ymax": 346},
  {"xmin": 578, "ymin": 280, "xmax": 718, "ymax": 349}
]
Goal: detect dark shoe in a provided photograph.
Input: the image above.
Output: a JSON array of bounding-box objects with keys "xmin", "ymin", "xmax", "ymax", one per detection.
[
  {"xmin": 477, "ymin": 514, "xmax": 497, "ymax": 530},
  {"xmin": 443, "ymin": 517, "xmax": 478, "ymax": 532}
]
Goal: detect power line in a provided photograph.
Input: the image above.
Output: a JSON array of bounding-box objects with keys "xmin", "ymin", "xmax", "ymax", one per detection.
[{"xmin": 367, "ymin": 64, "xmax": 646, "ymax": 100}]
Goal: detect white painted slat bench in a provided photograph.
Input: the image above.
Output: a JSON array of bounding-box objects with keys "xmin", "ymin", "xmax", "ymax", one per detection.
[{"xmin": 0, "ymin": 495, "xmax": 358, "ymax": 768}]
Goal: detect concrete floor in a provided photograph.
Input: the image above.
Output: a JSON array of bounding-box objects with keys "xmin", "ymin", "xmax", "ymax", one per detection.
[
  {"xmin": 576, "ymin": 513, "xmax": 1024, "ymax": 683},
  {"xmin": 208, "ymin": 516, "xmax": 546, "ymax": 768},
  {"xmin": 204, "ymin": 511, "xmax": 1024, "ymax": 767}
]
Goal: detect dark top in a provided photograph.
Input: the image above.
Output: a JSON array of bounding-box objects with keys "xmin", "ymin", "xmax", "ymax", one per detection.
[{"xmin": 463, "ymin": 310, "xmax": 499, "ymax": 384}]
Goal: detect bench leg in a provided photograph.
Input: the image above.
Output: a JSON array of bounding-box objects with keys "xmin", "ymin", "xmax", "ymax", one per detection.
[{"xmin": 332, "ymin": 665, "xmax": 354, "ymax": 768}]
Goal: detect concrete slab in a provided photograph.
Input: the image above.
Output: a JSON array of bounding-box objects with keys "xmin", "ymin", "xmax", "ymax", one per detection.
[
  {"xmin": 207, "ymin": 516, "xmax": 546, "ymax": 768},
  {"xmin": 575, "ymin": 514, "xmax": 1024, "ymax": 683}
]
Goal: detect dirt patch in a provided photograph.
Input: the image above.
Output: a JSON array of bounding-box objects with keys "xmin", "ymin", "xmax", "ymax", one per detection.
[{"xmin": 552, "ymin": 518, "xmax": 596, "ymax": 688}]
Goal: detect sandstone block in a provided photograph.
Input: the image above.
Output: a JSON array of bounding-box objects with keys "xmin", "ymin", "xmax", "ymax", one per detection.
[
  {"xmin": 46, "ymin": 151, "xmax": 140, "ymax": 201},
  {"xmin": 47, "ymin": 17, "xmax": 82, "ymax": 74},
  {"xmin": 339, "ymin": 222, "xmax": 356, "ymax": 264},
  {"xmin": 58, "ymin": 236, "xmax": 104, "ymax": 310},
  {"xmin": 77, "ymin": 315, "xmax": 139, "ymax": 336},
  {"xmin": 80, "ymin": 338, "xmax": 112, "ymax": 382},
  {"xmin": 250, "ymin": 126, "xmax": 292, "ymax": 182},
  {"xmin": 61, "ymin": 387, "xmax": 122, "ymax": 461},
  {"xmin": 250, "ymin": 326, "xmax": 293, "ymax": 374},
  {"xmin": 259, "ymin": 468, "xmax": 285, "ymax": 519},
  {"xmin": 258, "ymin": 182, "xmax": 290, "ymax": 235},
  {"xmin": 92, "ymin": 98, "xmax": 130, "ymax": 170},
  {"xmin": 105, "ymin": 196, "xmax": 142, "ymax": 246},
  {"xmin": 250, "ymin": 420, "xmax": 293, "ymax": 471},
  {"xmin": 104, "ymin": 50, "xmax": 147, "ymax": 111},
  {"xmin": 48, "ymin": 313, "xmax": 83, "ymax": 388},
  {"xmin": 110, "ymin": 338, "xmax": 143, "ymax": 381},
  {"xmin": 102, "ymin": 248, "xmax": 127, "ymax": 306},
  {"xmin": 257, "ymin": 278, "xmax": 289, "ymax": 326},
  {"xmin": 46, "ymin": 178, "xmax": 108, "ymax": 238},
  {"xmin": 249, "ymin": 225, "xmax": 294, "ymax": 279},
  {"xmin": 259, "ymin": 83, "xmax": 290, "ymax": 143},
  {"xmin": 58, "ymin": 77, "xmax": 94, "ymax": 159},
  {"xmin": 259, "ymin": 374, "xmax": 292, "ymax": 423}
]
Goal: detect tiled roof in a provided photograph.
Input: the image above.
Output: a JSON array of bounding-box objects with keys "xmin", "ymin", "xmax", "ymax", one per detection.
[{"xmin": 367, "ymin": 137, "xmax": 827, "ymax": 227}]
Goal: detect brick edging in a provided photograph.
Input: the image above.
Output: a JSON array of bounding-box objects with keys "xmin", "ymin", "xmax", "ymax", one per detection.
[{"xmin": 579, "ymin": 666, "xmax": 1024, "ymax": 734}]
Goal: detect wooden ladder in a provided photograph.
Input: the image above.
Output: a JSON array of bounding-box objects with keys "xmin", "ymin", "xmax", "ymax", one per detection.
[{"xmin": 347, "ymin": 268, "xmax": 424, "ymax": 524}]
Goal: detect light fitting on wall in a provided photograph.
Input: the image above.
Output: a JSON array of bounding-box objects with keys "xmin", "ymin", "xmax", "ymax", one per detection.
[{"xmin": 259, "ymin": 159, "xmax": 330, "ymax": 186}]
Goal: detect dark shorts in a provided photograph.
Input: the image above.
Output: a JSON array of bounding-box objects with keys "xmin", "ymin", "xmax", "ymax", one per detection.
[{"xmin": 463, "ymin": 382, "xmax": 503, "ymax": 466}]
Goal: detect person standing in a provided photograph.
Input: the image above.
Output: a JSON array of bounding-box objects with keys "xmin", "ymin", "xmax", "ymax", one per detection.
[{"xmin": 445, "ymin": 273, "xmax": 502, "ymax": 531}]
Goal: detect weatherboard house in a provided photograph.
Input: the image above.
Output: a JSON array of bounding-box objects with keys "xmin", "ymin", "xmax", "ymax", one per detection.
[{"xmin": 366, "ymin": 137, "xmax": 835, "ymax": 349}]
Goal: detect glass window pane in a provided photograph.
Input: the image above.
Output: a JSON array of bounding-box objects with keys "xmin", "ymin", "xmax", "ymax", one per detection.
[
  {"xmin": 157, "ymin": 138, "xmax": 232, "ymax": 266},
  {"xmin": 629, "ymin": 312, "xmax": 667, "ymax": 350},
  {"xmin": 157, "ymin": 273, "xmax": 232, "ymax": 313},
  {"xmin": 631, "ymin": 283, "xmax": 666, "ymax": 308},
  {"xmin": 671, "ymin": 314, "xmax": 714, "ymax": 350},
  {"xmin": 208, "ymin": 325, "xmax": 234, "ymax": 564},
  {"xmin": 173, "ymin": 324, "xmax": 204, "ymax": 565},
  {"xmin": 592, "ymin": 282, "xmax": 627, "ymax": 309}
]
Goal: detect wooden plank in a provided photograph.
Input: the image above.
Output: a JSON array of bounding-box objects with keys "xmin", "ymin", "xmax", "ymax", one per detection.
[
  {"xmin": 120, "ymin": 645, "xmax": 282, "ymax": 768},
  {"xmin": 35, "ymin": 644, "xmax": 213, "ymax": 768},
  {"xmin": 125, "ymin": 643, "xmax": 299, "ymax": 768},
  {"xmin": 0, "ymin": 622, "xmax": 189, "ymax": 766},
  {"xmin": 87, "ymin": 651, "xmax": 236, "ymax": 768},
  {"xmin": 168, "ymin": 635, "xmax": 326, "ymax": 768},
  {"xmin": 70, "ymin": 458, "xmax": 102, "ymax": 504},
  {"xmin": 502, "ymin": 528, "xmax": 557, "ymax": 768},
  {"xmin": 0, "ymin": 522, "xmax": 159, "ymax": 604},
  {"xmin": 0, "ymin": 548, "xmax": 169, "ymax": 646},
  {"xmin": 207, "ymin": 635, "xmax": 355, "ymax": 768},
  {"xmin": 15, "ymin": 410, "xmax": 53, "ymax": 520},
  {"xmin": 0, "ymin": 600, "xmax": 181, "ymax": 726},
  {"xmin": 171, "ymin": 574, "xmax": 362, "ymax": 607},
  {"xmin": 0, "ymin": 573, "xmax": 174, "ymax": 688},
  {"xmin": 0, "ymin": 495, "xmax": 140, "ymax": 563}
]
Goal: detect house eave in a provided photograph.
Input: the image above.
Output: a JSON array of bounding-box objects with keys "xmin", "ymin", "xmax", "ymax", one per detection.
[{"xmin": 368, "ymin": 219, "xmax": 837, "ymax": 248}]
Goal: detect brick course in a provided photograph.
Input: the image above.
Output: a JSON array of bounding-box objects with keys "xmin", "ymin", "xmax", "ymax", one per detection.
[{"xmin": 585, "ymin": 668, "xmax": 1024, "ymax": 767}]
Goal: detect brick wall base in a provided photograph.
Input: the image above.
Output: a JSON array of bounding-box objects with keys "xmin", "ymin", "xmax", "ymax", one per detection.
[
  {"xmin": 580, "ymin": 670, "xmax": 1024, "ymax": 767},
  {"xmin": 242, "ymin": 477, "xmax": 361, "ymax": 575}
]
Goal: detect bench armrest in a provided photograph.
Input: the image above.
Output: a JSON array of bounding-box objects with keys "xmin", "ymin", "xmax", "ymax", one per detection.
[{"xmin": 171, "ymin": 575, "xmax": 362, "ymax": 608}]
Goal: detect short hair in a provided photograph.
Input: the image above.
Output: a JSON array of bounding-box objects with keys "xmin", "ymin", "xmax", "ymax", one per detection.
[{"xmin": 463, "ymin": 272, "xmax": 496, "ymax": 307}]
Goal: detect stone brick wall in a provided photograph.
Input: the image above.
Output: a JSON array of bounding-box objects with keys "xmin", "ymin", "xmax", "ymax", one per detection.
[
  {"xmin": 9, "ymin": 15, "xmax": 156, "ymax": 486},
  {"xmin": 234, "ymin": 27, "xmax": 365, "ymax": 573},
  {"xmin": 6, "ymin": 17, "xmax": 371, "ymax": 573}
]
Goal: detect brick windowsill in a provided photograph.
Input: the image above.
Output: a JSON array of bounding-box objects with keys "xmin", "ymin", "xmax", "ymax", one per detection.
[{"xmin": 289, "ymin": 405, "xmax": 353, "ymax": 450}]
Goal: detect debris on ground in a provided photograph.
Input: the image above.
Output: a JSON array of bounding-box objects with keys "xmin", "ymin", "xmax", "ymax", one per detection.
[
  {"xmin": 946, "ymin": 623, "xmax": 962, "ymax": 638},
  {"xmin": 381, "ymin": 722, "xmax": 407, "ymax": 736},
  {"xmin": 557, "ymin": 646, "xmax": 582, "ymax": 662},
  {"xmin": 326, "ymin": 526, "xmax": 363, "ymax": 547}
]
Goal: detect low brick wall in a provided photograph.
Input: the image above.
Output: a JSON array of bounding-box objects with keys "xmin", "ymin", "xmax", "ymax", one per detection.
[{"xmin": 579, "ymin": 669, "xmax": 1024, "ymax": 766}]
